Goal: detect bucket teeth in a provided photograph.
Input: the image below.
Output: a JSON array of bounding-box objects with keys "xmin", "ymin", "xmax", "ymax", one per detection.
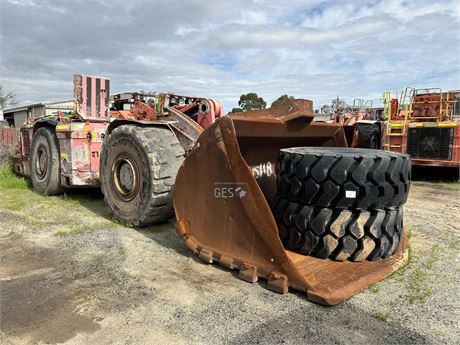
[
  {"xmin": 219, "ymin": 255, "xmax": 235, "ymax": 269},
  {"xmin": 267, "ymin": 272, "xmax": 289, "ymax": 294},
  {"xmin": 198, "ymin": 248, "xmax": 213, "ymax": 264},
  {"xmin": 239, "ymin": 264, "xmax": 258, "ymax": 283}
]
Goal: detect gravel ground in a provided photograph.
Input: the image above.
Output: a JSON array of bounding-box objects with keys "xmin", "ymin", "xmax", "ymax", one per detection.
[{"xmin": 0, "ymin": 177, "xmax": 459, "ymax": 345}]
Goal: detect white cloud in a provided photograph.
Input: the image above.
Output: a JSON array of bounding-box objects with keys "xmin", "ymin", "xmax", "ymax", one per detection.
[
  {"xmin": 0, "ymin": 0, "xmax": 459, "ymax": 111},
  {"xmin": 239, "ymin": 10, "xmax": 270, "ymax": 25}
]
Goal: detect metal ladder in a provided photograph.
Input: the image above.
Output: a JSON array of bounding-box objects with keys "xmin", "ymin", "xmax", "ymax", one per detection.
[{"xmin": 383, "ymin": 90, "xmax": 405, "ymax": 152}]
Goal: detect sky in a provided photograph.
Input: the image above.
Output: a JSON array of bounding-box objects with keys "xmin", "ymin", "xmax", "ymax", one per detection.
[{"xmin": 1, "ymin": 0, "xmax": 459, "ymax": 111}]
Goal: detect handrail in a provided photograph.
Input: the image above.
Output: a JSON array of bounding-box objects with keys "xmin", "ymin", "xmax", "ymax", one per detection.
[
  {"xmin": 383, "ymin": 91, "xmax": 392, "ymax": 135},
  {"xmin": 383, "ymin": 87, "xmax": 449, "ymax": 137}
]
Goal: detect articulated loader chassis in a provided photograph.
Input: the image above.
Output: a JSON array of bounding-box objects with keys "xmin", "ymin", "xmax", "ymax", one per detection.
[
  {"xmin": 13, "ymin": 75, "xmax": 222, "ymax": 225},
  {"xmin": 14, "ymin": 75, "xmax": 409, "ymax": 305}
]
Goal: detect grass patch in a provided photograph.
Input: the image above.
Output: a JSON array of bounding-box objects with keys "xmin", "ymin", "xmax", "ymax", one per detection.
[
  {"xmin": 408, "ymin": 268, "xmax": 432, "ymax": 304},
  {"xmin": 368, "ymin": 284, "xmax": 380, "ymax": 294},
  {"xmin": 58, "ymin": 193, "xmax": 82, "ymax": 206},
  {"xmin": 69, "ymin": 224, "xmax": 94, "ymax": 235},
  {"xmin": 375, "ymin": 311, "xmax": 389, "ymax": 321},
  {"xmin": 440, "ymin": 182, "xmax": 460, "ymax": 190},
  {"xmin": 118, "ymin": 246, "xmax": 127, "ymax": 257},
  {"xmin": 0, "ymin": 167, "xmax": 29, "ymax": 190},
  {"xmin": 389, "ymin": 237, "xmax": 442, "ymax": 304},
  {"xmin": 54, "ymin": 230, "xmax": 68, "ymax": 236},
  {"xmin": 2, "ymin": 199, "xmax": 26, "ymax": 211},
  {"xmin": 449, "ymin": 238, "xmax": 460, "ymax": 251},
  {"xmin": 424, "ymin": 244, "xmax": 442, "ymax": 270},
  {"xmin": 7, "ymin": 230, "xmax": 21, "ymax": 239},
  {"xmin": 406, "ymin": 244, "xmax": 441, "ymax": 304},
  {"xmin": 54, "ymin": 224, "xmax": 95, "ymax": 236}
]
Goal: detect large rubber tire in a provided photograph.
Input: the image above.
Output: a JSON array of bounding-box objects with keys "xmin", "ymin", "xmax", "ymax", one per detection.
[
  {"xmin": 30, "ymin": 127, "xmax": 63, "ymax": 196},
  {"xmin": 358, "ymin": 123, "xmax": 381, "ymax": 149},
  {"xmin": 276, "ymin": 147, "xmax": 410, "ymax": 210},
  {"xmin": 274, "ymin": 198, "xmax": 403, "ymax": 261},
  {"xmin": 100, "ymin": 125, "xmax": 185, "ymax": 227}
]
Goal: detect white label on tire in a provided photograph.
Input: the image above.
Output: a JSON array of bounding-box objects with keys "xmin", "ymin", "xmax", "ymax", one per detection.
[{"xmin": 346, "ymin": 190, "xmax": 357, "ymax": 198}]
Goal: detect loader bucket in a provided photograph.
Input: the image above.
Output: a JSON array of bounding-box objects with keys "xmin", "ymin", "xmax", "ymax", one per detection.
[{"xmin": 173, "ymin": 100, "xmax": 409, "ymax": 306}]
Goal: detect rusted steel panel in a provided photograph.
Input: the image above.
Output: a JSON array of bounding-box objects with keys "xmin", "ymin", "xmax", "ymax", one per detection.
[
  {"xmin": 55, "ymin": 121, "xmax": 106, "ymax": 186},
  {"xmin": 229, "ymin": 99, "xmax": 314, "ymax": 123},
  {"xmin": 73, "ymin": 74, "xmax": 109, "ymax": 119}
]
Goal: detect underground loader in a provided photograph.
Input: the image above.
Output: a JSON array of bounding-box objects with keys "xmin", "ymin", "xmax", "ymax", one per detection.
[
  {"xmin": 13, "ymin": 74, "xmax": 409, "ymax": 305},
  {"xmin": 174, "ymin": 100, "xmax": 409, "ymax": 306}
]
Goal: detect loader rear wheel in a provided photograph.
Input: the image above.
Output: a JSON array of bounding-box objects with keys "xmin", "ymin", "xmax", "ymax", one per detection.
[
  {"xmin": 273, "ymin": 198, "xmax": 403, "ymax": 261},
  {"xmin": 100, "ymin": 125, "xmax": 185, "ymax": 227},
  {"xmin": 358, "ymin": 123, "xmax": 381, "ymax": 149},
  {"xmin": 276, "ymin": 147, "xmax": 410, "ymax": 210},
  {"xmin": 30, "ymin": 127, "xmax": 63, "ymax": 196}
]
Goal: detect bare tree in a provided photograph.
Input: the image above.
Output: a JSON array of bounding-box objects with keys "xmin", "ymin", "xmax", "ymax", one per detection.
[
  {"xmin": 331, "ymin": 97, "xmax": 351, "ymax": 115},
  {"xmin": 320, "ymin": 104, "xmax": 332, "ymax": 115},
  {"xmin": 318, "ymin": 97, "xmax": 352, "ymax": 117},
  {"xmin": 0, "ymin": 85, "xmax": 18, "ymax": 120}
]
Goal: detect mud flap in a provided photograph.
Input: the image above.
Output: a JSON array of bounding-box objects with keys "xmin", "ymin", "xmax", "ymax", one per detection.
[{"xmin": 174, "ymin": 114, "xmax": 409, "ymax": 306}]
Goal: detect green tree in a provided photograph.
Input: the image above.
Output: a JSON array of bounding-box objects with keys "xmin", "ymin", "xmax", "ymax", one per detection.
[
  {"xmin": 230, "ymin": 107, "xmax": 243, "ymax": 113},
  {"xmin": 238, "ymin": 93, "xmax": 266, "ymax": 111},
  {"xmin": 271, "ymin": 94, "xmax": 294, "ymax": 107}
]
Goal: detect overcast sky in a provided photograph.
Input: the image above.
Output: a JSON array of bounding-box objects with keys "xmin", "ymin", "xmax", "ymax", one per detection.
[{"xmin": 1, "ymin": 0, "xmax": 459, "ymax": 111}]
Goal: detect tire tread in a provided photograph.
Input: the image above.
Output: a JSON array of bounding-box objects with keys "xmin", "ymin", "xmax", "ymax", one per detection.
[{"xmin": 276, "ymin": 148, "xmax": 411, "ymax": 210}]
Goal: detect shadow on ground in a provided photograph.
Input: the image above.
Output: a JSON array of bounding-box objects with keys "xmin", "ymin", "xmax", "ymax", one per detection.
[
  {"xmin": 60, "ymin": 187, "xmax": 195, "ymax": 259},
  {"xmin": 411, "ymin": 166, "xmax": 459, "ymax": 182},
  {"xmin": 226, "ymin": 300, "xmax": 428, "ymax": 345}
]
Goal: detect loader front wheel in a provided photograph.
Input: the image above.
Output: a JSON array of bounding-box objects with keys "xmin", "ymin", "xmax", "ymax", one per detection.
[
  {"xmin": 30, "ymin": 127, "xmax": 63, "ymax": 196},
  {"xmin": 100, "ymin": 125, "xmax": 185, "ymax": 227}
]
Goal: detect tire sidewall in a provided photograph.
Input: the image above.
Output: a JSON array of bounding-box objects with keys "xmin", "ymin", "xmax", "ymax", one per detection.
[
  {"xmin": 30, "ymin": 127, "xmax": 61, "ymax": 195},
  {"xmin": 101, "ymin": 128, "xmax": 152, "ymax": 224},
  {"xmin": 357, "ymin": 123, "xmax": 381, "ymax": 149},
  {"xmin": 369, "ymin": 125, "xmax": 381, "ymax": 149}
]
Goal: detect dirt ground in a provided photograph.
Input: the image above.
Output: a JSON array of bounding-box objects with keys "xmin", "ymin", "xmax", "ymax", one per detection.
[{"xmin": 0, "ymin": 172, "xmax": 459, "ymax": 345}]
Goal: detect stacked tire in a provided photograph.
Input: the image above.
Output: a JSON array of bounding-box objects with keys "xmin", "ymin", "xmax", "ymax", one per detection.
[{"xmin": 273, "ymin": 147, "xmax": 410, "ymax": 261}]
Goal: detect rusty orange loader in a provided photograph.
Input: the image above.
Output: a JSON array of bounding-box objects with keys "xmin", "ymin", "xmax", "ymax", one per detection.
[{"xmin": 14, "ymin": 75, "xmax": 410, "ymax": 305}]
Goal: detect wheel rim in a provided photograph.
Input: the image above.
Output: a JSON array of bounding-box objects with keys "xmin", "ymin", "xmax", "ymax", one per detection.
[
  {"xmin": 112, "ymin": 154, "xmax": 140, "ymax": 202},
  {"xmin": 35, "ymin": 144, "xmax": 48, "ymax": 180}
]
